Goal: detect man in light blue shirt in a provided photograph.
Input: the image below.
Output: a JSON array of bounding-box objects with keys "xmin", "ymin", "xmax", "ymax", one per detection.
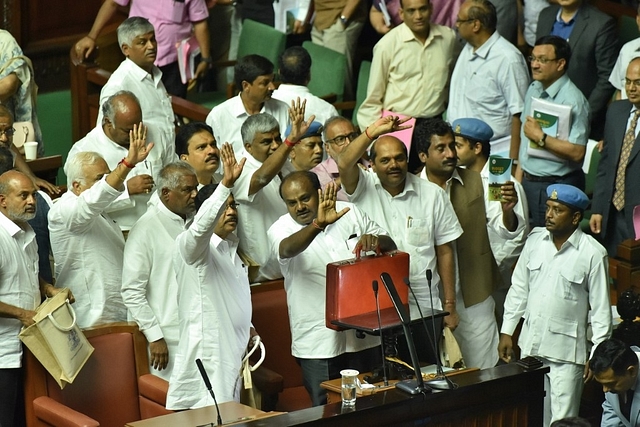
[{"xmin": 517, "ymin": 35, "xmax": 590, "ymax": 228}]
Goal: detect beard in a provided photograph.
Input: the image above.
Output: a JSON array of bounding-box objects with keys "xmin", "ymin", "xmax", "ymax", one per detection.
[{"xmin": 7, "ymin": 205, "xmax": 36, "ymax": 222}]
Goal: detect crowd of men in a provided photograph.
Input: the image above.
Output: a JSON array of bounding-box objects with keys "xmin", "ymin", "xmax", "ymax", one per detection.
[{"xmin": 6, "ymin": 0, "xmax": 640, "ymax": 425}]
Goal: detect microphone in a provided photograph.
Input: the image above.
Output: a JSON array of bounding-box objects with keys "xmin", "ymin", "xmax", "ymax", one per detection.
[
  {"xmin": 196, "ymin": 358, "xmax": 223, "ymax": 425},
  {"xmin": 372, "ymin": 280, "xmax": 389, "ymax": 386},
  {"xmin": 380, "ymin": 272, "xmax": 430, "ymax": 395}
]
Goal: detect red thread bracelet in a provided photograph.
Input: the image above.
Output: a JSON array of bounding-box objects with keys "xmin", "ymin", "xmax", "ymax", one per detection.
[
  {"xmin": 365, "ymin": 127, "xmax": 373, "ymax": 140},
  {"xmin": 284, "ymin": 138, "xmax": 296, "ymax": 148},
  {"xmin": 119, "ymin": 158, "xmax": 134, "ymax": 169}
]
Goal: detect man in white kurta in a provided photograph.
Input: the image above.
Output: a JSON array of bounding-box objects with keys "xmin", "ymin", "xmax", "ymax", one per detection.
[
  {"xmin": 206, "ymin": 55, "xmax": 289, "ymax": 153},
  {"xmin": 499, "ymin": 184, "xmax": 612, "ymax": 425},
  {"xmin": 121, "ymin": 162, "xmax": 198, "ymax": 381},
  {"xmin": 67, "ymin": 91, "xmax": 174, "ymax": 231},
  {"xmin": 167, "ymin": 144, "xmax": 252, "ymax": 409},
  {"xmin": 267, "ymin": 172, "xmax": 394, "ymax": 406},
  {"xmin": 49, "ymin": 127, "xmax": 154, "ymax": 328},
  {"xmin": 97, "ymin": 18, "xmax": 176, "ymax": 167},
  {"xmin": 0, "ymin": 170, "xmax": 64, "ymax": 427}
]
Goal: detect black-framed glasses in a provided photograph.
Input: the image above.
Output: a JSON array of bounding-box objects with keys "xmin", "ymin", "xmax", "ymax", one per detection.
[
  {"xmin": 326, "ymin": 132, "xmax": 360, "ymax": 146},
  {"xmin": 0, "ymin": 127, "xmax": 16, "ymax": 138},
  {"xmin": 528, "ymin": 56, "xmax": 558, "ymax": 65}
]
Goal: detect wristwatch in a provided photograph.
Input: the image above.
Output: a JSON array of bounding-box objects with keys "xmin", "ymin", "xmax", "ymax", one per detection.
[
  {"xmin": 537, "ymin": 133, "xmax": 547, "ymax": 147},
  {"xmin": 200, "ymin": 56, "xmax": 213, "ymax": 64},
  {"xmin": 340, "ymin": 15, "xmax": 349, "ymax": 27}
]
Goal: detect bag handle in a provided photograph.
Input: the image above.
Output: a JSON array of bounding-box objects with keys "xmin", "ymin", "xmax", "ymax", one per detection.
[{"xmin": 46, "ymin": 300, "xmax": 77, "ymax": 331}]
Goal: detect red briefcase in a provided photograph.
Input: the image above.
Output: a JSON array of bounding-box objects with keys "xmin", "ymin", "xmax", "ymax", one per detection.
[{"xmin": 325, "ymin": 250, "xmax": 410, "ymax": 331}]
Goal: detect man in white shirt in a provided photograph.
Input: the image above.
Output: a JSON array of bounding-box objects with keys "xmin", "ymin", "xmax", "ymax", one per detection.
[
  {"xmin": 67, "ymin": 91, "xmax": 172, "ymax": 231},
  {"xmin": 337, "ymin": 116, "xmax": 462, "ymax": 322},
  {"xmin": 167, "ymin": 143, "xmax": 255, "ymax": 409},
  {"xmin": 49, "ymin": 124, "xmax": 154, "ymax": 328},
  {"xmin": 609, "ymin": 4, "xmax": 640, "ymax": 100},
  {"xmin": 499, "ymin": 184, "xmax": 611, "ymax": 424},
  {"xmin": 0, "ymin": 170, "xmax": 66, "ymax": 427},
  {"xmin": 234, "ymin": 101, "xmax": 314, "ymax": 282},
  {"xmin": 452, "ymin": 117, "xmax": 529, "ymax": 324},
  {"xmin": 448, "ymin": 0, "xmax": 529, "ymax": 157},
  {"xmin": 97, "ymin": 17, "xmax": 176, "ymax": 170},
  {"xmin": 416, "ymin": 118, "xmax": 524, "ymax": 369},
  {"xmin": 271, "ymin": 46, "xmax": 339, "ymax": 125},
  {"xmin": 206, "ymin": 55, "xmax": 290, "ymax": 153},
  {"xmin": 122, "ymin": 162, "xmax": 198, "ymax": 381},
  {"xmin": 268, "ymin": 171, "xmax": 395, "ymax": 406},
  {"xmin": 175, "ymin": 121, "xmax": 221, "ymax": 188}
]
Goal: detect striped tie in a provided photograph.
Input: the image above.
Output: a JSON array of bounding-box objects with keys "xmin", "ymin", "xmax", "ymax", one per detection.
[{"xmin": 613, "ymin": 109, "xmax": 640, "ymax": 211}]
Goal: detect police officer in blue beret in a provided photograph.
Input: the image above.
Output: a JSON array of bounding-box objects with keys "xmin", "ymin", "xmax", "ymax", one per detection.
[
  {"xmin": 452, "ymin": 118, "xmax": 494, "ymax": 173},
  {"xmin": 285, "ymin": 121, "xmax": 324, "ymax": 171}
]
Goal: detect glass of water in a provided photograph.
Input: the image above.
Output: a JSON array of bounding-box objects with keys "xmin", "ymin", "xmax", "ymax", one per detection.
[{"xmin": 340, "ymin": 369, "xmax": 359, "ymax": 406}]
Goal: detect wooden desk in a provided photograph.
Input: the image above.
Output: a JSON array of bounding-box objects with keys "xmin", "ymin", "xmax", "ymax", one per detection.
[
  {"xmin": 26, "ymin": 155, "xmax": 63, "ymax": 185},
  {"xmin": 125, "ymin": 402, "xmax": 280, "ymax": 427},
  {"xmin": 226, "ymin": 364, "xmax": 549, "ymax": 426}
]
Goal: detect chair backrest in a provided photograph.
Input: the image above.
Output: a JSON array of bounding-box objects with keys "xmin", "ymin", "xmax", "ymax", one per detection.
[
  {"xmin": 302, "ymin": 41, "xmax": 347, "ymax": 102},
  {"xmin": 25, "ymin": 323, "xmax": 152, "ymax": 427},
  {"xmin": 237, "ymin": 20, "xmax": 287, "ymax": 67},
  {"xmin": 583, "ymin": 140, "xmax": 601, "ymax": 198},
  {"xmin": 619, "ymin": 15, "xmax": 640, "ymax": 45},
  {"xmin": 353, "ymin": 61, "xmax": 372, "ymax": 127}
]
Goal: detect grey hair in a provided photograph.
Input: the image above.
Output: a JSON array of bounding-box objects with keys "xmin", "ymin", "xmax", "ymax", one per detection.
[
  {"xmin": 241, "ymin": 113, "xmax": 280, "ymax": 146},
  {"xmin": 322, "ymin": 116, "xmax": 351, "ymax": 142},
  {"xmin": 117, "ymin": 16, "xmax": 154, "ymax": 50},
  {"xmin": 156, "ymin": 161, "xmax": 196, "ymax": 195},
  {"xmin": 66, "ymin": 151, "xmax": 104, "ymax": 187},
  {"xmin": 102, "ymin": 90, "xmax": 140, "ymax": 126}
]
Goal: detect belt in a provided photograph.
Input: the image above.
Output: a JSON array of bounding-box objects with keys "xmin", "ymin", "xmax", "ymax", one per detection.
[{"xmin": 523, "ymin": 169, "xmax": 581, "ymax": 183}]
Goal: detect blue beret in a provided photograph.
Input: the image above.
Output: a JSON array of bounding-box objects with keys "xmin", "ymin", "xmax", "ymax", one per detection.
[
  {"xmin": 452, "ymin": 118, "xmax": 494, "ymax": 143},
  {"xmin": 285, "ymin": 121, "xmax": 323, "ymax": 140},
  {"xmin": 546, "ymin": 184, "xmax": 589, "ymax": 211}
]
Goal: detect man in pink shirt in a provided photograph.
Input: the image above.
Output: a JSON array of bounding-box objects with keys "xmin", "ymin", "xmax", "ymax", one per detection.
[{"xmin": 75, "ymin": 0, "xmax": 212, "ymax": 98}]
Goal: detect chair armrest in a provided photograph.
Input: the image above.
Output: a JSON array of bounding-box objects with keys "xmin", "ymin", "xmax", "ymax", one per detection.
[
  {"xmin": 138, "ymin": 373, "xmax": 169, "ymax": 406},
  {"xmin": 33, "ymin": 396, "xmax": 100, "ymax": 427},
  {"xmin": 252, "ymin": 365, "xmax": 284, "ymax": 395}
]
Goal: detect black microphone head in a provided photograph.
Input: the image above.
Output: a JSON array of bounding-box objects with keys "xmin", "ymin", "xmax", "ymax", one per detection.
[
  {"xmin": 195, "ymin": 358, "xmax": 213, "ymax": 390},
  {"xmin": 426, "ymin": 269, "xmax": 432, "ymax": 281},
  {"xmin": 372, "ymin": 280, "xmax": 379, "ymax": 292},
  {"xmin": 403, "ymin": 277, "xmax": 410, "ymax": 287}
]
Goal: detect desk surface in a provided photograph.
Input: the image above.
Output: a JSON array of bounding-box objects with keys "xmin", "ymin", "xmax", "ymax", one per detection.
[{"xmin": 125, "ymin": 402, "xmax": 278, "ymax": 427}]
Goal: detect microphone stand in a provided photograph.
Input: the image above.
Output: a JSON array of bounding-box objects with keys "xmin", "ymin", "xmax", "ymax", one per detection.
[
  {"xmin": 372, "ymin": 280, "xmax": 389, "ymax": 386},
  {"xmin": 424, "ymin": 270, "xmax": 456, "ymax": 390},
  {"xmin": 380, "ymin": 272, "xmax": 431, "ymax": 395},
  {"xmin": 196, "ymin": 358, "xmax": 224, "ymax": 426}
]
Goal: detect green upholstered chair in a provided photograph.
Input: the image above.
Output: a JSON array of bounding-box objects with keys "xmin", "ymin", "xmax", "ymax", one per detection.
[{"xmin": 302, "ymin": 41, "xmax": 347, "ymax": 103}]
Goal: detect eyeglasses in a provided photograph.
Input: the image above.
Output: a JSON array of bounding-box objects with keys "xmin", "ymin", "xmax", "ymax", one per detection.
[
  {"xmin": 528, "ymin": 56, "xmax": 558, "ymax": 65},
  {"xmin": 455, "ymin": 17, "xmax": 476, "ymax": 25},
  {"xmin": 0, "ymin": 127, "xmax": 16, "ymax": 138},
  {"xmin": 326, "ymin": 132, "xmax": 360, "ymax": 146},
  {"xmin": 226, "ymin": 202, "xmax": 239, "ymax": 210}
]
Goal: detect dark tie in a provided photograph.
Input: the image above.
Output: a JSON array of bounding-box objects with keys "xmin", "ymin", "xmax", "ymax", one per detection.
[
  {"xmin": 613, "ymin": 110, "xmax": 640, "ymax": 211},
  {"xmin": 620, "ymin": 388, "xmax": 634, "ymax": 421}
]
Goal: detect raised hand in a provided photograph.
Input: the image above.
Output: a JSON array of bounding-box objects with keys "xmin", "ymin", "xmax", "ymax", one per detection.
[
  {"xmin": 366, "ymin": 115, "xmax": 413, "ymax": 140},
  {"xmin": 287, "ymin": 97, "xmax": 316, "ymax": 144},
  {"xmin": 125, "ymin": 123, "xmax": 154, "ymax": 166},
  {"xmin": 499, "ymin": 181, "xmax": 518, "ymax": 212},
  {"xmin": 220, "ymin": 142, "xmax": 246, "ymax": 187},
  {"xmin": 315, "ymin": 181, "xmax": 350, "ymax": 228}
]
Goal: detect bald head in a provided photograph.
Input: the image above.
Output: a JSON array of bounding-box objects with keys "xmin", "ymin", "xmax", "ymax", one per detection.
[
  {"xmin": 102, "ymin": 91, "xmax": 143, "ymax": 147},
  {"xmin": 0, "ymin": 170, "xmax": 37, "ymax": 222}
]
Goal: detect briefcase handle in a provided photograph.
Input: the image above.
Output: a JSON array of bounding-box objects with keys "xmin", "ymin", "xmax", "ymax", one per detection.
[
  {"xmin": 354, "ymin": 245, "xmax": 382, "ymax": 260},
  {"xmin": 46, "ymin": 300, "xmax": 77, "ymax": 332}
]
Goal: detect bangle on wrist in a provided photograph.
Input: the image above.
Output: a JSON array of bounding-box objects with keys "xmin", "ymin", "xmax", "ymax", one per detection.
[
  {"xmin": 119, "ymin": 158, "xmax": 135, "ymax": 169},
  {"xmin": 86, "ymin": 35, "xmax": 95, "ymax": 41},
  {"xmin": 364, "ymin": 127, "xmax": 373, "ymax": 140},
  {"xmin": 312, "ymin": 218, "xmax": 325, "ymax": 230},
  {"xmin": 200, "ymin": 56, "xmax": 213, "ymax": 64},
  {"xmin": 284, "ymin": 138, "xmax": 296, "ymax": 148},
  {"xmin": 444, "ymin": 299, "xmax": 456, "ymax": 305}
]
